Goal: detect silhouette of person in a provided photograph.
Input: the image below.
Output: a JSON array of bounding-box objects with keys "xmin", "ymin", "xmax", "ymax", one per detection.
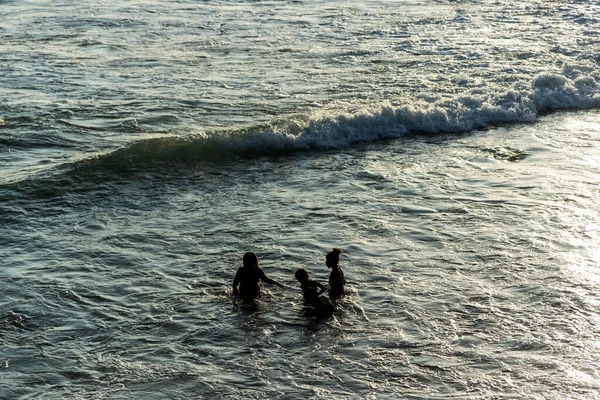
[
  {"xmin": 303, "ymin": 287, "xmax": 334, "ymax": 319},
  {"xmin": 294, "ymin": 268, "xmax": 327, "ymax": 296},
  {"xmin": 232, "ymin": 252, "xmax": 284, "ymax": 300},
  {"xmin": 326, "ymin": 248, "xmax": 346, "ymax": 299}
]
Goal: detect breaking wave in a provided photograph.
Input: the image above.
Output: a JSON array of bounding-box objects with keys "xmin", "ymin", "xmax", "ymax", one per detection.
[{"xmin": 88, "ymin": 71, "xmax": 599, "ymax": 167}]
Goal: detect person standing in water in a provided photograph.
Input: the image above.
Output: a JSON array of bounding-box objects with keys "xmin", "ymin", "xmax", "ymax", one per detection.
[
  {"xmin": 326, "ymin": 248, "xmax": 346, "ymax": 299},
  {"xmin": 232, "ymin": 252, "xmax": 284, "ymax": 300}
]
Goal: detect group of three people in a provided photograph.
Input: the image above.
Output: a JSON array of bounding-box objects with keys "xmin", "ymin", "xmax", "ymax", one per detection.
[{"xmin": 232, "ymin": 248, "xmax": 346, "ymax": 318}]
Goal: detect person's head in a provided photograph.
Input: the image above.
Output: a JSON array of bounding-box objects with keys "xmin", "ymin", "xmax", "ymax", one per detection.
[
  {"xmin": 243, "ymin": 252, "xmax": 259, "ymax": 268},
  {"xmin": 303, "ymin": 287, "xmax": 318, "ymax": 304},
  {"xmin": 295, "ymin": 268, "xmax": 309, "ymax": 283},
  {"xmin": 326, "ymin": 248, "xmax": 342, "ymax": 268}
]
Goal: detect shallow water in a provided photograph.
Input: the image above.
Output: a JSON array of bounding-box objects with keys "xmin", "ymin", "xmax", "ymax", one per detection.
[{"xmin": 2, "ymin": 0, "xmax": 600, "ymax": 399}]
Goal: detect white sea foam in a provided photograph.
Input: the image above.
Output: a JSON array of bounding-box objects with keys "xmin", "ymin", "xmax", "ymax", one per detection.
[{"xmin": 292, "ymin": 71, "xmax": 600, "ymax": 149}]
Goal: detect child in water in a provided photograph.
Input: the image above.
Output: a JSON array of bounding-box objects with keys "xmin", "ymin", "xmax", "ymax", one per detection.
[
  {"xmin": 303, "ymin": 287, "xmax": 334, "ymax": 319},
  {"xmin": 326, "ymin": 248, "xmax": 346, "ymax": 299},
  {"xmin": 294, "ymin": 268, "xmax": 327, "ymax": 296},
  {"xmin": 232, "ymin": 252, "xmax": 284, "ymax": 300}
]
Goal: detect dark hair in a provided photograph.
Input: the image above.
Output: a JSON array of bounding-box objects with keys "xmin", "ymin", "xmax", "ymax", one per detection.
[
  {"xmin": 243, "ymin": 252, "xmax": 259, "ymax": 268},
  {"xmin": 295, "ymin": 268, "xmax": 309, "ymax": 282},
  {"xmin": 326, "ymin": 248, "xmax": 342, "ymax": 265}
]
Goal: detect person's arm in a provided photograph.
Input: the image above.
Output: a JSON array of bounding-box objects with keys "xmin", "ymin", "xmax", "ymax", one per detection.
[
  {"xmin": 232, "ymin": 269, "xmax": 241, "ymax": 295},
  {"xmin": 316, "ymin": 281, "xmax": 327, "ymax": 295},
  {"xmin": 260, "ymin": 269, "xmax": 284, "ymax": 287}
]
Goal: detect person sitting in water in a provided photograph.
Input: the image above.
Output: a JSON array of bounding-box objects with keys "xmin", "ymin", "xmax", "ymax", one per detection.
[
  {"xmin": 232, "ymin": 252, "xmax": 284, "ymax": 300},
  {"xmin": 303, "ymin": 287, "xmax": 335, "ymax": 319},
  {"xmin": 326, "ymin": 248, "xmax": 346, "ymax": 299},
  {"xmin": 294, "ymin": 268, "xmax": 327, "ymax": 296}
]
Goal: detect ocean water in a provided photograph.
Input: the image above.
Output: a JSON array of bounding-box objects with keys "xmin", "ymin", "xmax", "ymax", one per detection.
[{"xmin": 2, "ymin": 0, "xmax": 600, "ymax": 398}]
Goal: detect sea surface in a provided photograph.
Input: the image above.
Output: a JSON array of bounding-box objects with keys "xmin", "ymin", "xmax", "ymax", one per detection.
[{"xmin": 2, "ymin": 1, "xmax": 600, "ymax": 399}]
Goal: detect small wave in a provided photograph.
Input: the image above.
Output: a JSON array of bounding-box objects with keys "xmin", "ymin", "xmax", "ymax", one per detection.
[{"xmin": 58, "ymin": 117, "xmax": 142, "ymax": 132}]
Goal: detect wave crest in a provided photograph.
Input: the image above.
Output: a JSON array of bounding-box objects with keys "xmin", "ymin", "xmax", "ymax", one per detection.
[{"xmin": 89, "ymin": 70, "xmax": 600, "ymax": 166}]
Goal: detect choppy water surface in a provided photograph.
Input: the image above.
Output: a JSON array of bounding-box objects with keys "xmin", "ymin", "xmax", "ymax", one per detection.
[
  {"xmin": 3, "ymin": 111, "xmax": 600, "ymax": 399},
  {"xmin": 2, "ymin": 0, "xmax": 600, "ymax": 399}
]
